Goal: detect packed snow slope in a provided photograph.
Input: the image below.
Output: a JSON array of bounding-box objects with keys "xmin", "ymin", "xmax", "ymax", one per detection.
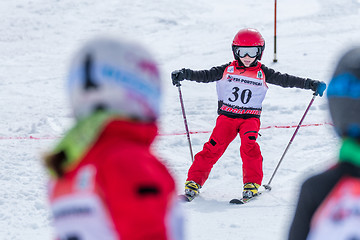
[{"xmin": 1, "ymin": 0, "xmax": 360, "ymax": 239}]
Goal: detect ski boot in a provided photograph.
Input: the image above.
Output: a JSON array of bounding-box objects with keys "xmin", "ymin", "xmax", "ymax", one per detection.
[
  {"xmin": 180, "ymin": 180, "xmax": 201, "ymax": 202},
  {"xmin": 230, "ymin": 182, "xmax": 261, "ymax": 204},
  {"xmin": 242, "ymin": 182, "xmax": 260, "ymax": 199}
]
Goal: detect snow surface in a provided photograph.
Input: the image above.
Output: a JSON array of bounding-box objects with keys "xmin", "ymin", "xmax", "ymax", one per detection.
[{"xmin": 1, "ymin": 0, "xmax": 360, "ymax": 239}]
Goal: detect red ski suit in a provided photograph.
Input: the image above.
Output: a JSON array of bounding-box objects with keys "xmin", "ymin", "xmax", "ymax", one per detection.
[{"xmin": 48, "ymin": 120, "xmax": 182, "ymax": 240}]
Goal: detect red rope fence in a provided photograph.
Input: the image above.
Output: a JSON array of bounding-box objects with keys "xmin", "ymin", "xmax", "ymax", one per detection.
[{"xmin": 0, "ymin": 122, "xmax": 333, "ymax": 140}]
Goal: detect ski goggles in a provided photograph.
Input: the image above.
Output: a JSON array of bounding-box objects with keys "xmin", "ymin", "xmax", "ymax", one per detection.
[{"xmin": 235, "ymin": 47, "xmax": 259, "ymax": 58}]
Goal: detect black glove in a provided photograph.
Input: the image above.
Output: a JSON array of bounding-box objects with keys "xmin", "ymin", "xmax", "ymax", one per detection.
[
  {"xmin": 171, "ymin": 68, "xmax": 191, "ymax": 86},
  {"xmin": 305, "ymin": 79, "xmax": 327, "ymax": 97}
]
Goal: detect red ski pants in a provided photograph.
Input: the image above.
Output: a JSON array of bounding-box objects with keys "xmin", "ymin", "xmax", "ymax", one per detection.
[{"xmin": 187, "ymin": 115, "xmax": 263, "ymax": 186}]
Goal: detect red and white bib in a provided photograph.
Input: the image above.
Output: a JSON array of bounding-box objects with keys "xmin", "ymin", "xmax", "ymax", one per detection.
[
  {"xmin": 49, "ymin": 165, "xmax": 118, "ymax": 240},
  {"xmin": 217, "ymin": 61, "xmax": 268, "ymax": 116}
]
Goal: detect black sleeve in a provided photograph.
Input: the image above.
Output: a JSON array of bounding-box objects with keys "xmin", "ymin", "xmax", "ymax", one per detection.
[
  {"xmin": 185, "ymin": 63, "xmax": 231, "ymax": 83},
  {"xmin": 261, "ymin": 64, "xmax": 315, "ymax": 90},
  {"xmin": 288, "ymin": 179, "xmax": 318, "ymax": 240}
]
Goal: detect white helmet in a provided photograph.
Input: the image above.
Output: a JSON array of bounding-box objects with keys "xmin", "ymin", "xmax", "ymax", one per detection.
[{"xmin": 67, "ymin": 36, "xmax": 161, "ymax": 122}]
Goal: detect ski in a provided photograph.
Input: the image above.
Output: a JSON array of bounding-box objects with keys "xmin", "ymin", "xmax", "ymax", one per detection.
[
  {"xmin": 229, "ymin": 192, "xmax": 262, "ymax": 205},
  {"xmin": 179, "ymin": 194, "xmax": 196, "ymax": 202}
]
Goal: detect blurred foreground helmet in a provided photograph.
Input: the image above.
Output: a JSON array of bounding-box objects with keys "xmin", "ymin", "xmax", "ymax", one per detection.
[
  {"xmin": 232, "ymin": 28, "xmax": 265, "ymax": 61},
  {"xmin": 327, "ymin": 47, "xmax": 360, "ymax": 139},
  {"xmin": 67, "ymin": 37, "xmax": 161, "ymax": 122}
]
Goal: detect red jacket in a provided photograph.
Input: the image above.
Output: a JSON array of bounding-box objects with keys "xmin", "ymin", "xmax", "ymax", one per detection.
[{"xmin": 48, "ymin": 120, "xmax": 182, "ymax": 240}]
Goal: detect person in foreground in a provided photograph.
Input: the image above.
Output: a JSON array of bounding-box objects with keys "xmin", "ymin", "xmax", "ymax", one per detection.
[
  {"xmin": 171, "ymin": 28, "xmax": 326, "ymax": 202},
  {"xmin": 44, "ymin": 37, "xmax": 183, "ymax": 240},
  {"xmin": 288, "ymin": 47, "xmax": 360, "ymax": 240}
]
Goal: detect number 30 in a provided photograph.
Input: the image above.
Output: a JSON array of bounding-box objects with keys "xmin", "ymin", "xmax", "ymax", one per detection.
[{"xmin": 228, "ymin": 87, "xmax": 252, "ymax": 104}]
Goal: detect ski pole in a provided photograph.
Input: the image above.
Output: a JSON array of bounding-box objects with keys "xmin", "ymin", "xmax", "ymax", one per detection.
[
  {"xmin": 177, "ymin": 83, "xmax": 194, "ymax": 162},
  {"xmin": 263, "ymin": 94, "xmax": 316, "ymax": 191}
]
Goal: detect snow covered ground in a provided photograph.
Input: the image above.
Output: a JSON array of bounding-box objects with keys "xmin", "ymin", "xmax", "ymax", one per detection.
[{"xmin": 1, "ymin": 0, "xmax": 360, "ymax": 239}]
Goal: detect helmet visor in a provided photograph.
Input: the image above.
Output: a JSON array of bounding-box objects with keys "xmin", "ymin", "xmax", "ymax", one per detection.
[{"xmin": 235, "ymin": 47, "xmax": 259, "ymax": 58}]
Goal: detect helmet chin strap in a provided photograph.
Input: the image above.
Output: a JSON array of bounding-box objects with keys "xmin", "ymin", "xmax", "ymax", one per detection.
[{"xmin": 249, "ymin": 60, "xmax": 258, "ymax": 67}]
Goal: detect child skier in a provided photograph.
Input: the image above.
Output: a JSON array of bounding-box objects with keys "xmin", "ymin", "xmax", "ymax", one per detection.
[
  {"xmin": 288, "ymin": 47, "xmax": 360, "ymax": 240},
  {"xmin": 45, "ymin": 37, "xmax": 183, "ymax": 240},
  {"xmin": 171, "ymin": 28, "xmax": 326, "ymax": 202}
]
